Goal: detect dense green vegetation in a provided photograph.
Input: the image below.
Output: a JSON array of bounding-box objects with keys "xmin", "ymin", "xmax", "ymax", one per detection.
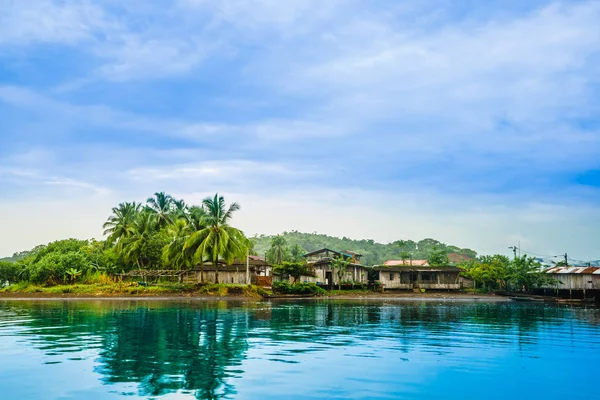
[
  {"xmin": 251, "ymin": 232, "xmax": 477, "ymax": 266},
  {"xmin": 0, "ymin": 192, "xmax": 565, "ymax": 296},
  {"xmin": 460, "ymin": 254, "xmax": 553, "ymax": 291},
  {"xmin": 1, "ymin": 192, "xmax": 251, "ymax": 289},
  {"xmin": 272, "ymin": 281, "xmax": 327, "ymax": 296}
]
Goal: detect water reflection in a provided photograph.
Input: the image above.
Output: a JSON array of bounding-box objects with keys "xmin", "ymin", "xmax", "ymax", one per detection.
[{"xmin": 0, "ymin": 300, "xmax": 599, "ymax": 400}]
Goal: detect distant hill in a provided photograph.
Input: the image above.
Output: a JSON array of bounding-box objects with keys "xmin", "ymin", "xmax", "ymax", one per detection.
[
  {"xmin": 250, "ymin": 231, "xmax": 477, "ymax": 266},
  {"xmin": 0, "ymin": 250, "xmax": 32, "ymax": 263}
]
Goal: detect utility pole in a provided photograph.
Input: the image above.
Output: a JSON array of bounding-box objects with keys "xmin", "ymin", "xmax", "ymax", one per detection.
[
  {"xmin": 508, "ymin": 246, "xmax": 518, "ymax": 259},
  {"xmin": 246, "ymin": 249, "xmax": 250, "ymax": 285},
  {"xmin": 563, "ymin": 253, "xmax": 568, "ymax": 267}
]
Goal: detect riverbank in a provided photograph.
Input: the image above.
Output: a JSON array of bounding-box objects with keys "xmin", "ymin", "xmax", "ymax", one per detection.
[
  {"xmin": 0, "ymin": 283, "xmax": 267, "ymax": 299},
  {"xmin": 0, "ymin": 284, "xmax": 511, "ymax": 302}
]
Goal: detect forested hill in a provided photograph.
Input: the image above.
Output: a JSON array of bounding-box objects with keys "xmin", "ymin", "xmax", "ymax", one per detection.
[{"xmin": 250, "ymin": 231, "xmax": 478, "ymax": 266}]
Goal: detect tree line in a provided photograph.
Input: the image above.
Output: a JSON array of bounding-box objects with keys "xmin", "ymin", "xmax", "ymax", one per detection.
[
  {"xmin": 0, "ymin": 192, "xmax": 250, "ymax": 285},
  {"xmin": 251, "ymin": 232, "xmax": 477, "ymax": 266}
]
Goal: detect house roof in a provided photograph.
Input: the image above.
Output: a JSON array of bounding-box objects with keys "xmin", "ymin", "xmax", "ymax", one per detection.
[
  {"xmin": 310, "ymin": 258, "xmax": 366, "ymax": 268},
  {"xmin": 384, "ymin": 259, "xmax": 429, "ymax": 267},
  {"xmin": 303, "ymin": 248, "xmax": 343, "ymax": 257},
  {"xmin": 545, "ymin": 266, "xmax": 600, "ymax": 275},
  {"xmin": 373, "ymin": 265, "xmax": 462, "ymax": 273},
  {"xmin": 303, "ymin": 248, "xmax": 360, "ymax": 258}
]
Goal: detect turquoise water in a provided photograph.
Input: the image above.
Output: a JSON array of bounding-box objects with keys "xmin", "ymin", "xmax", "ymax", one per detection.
[{"xmin": 0, "ymin": 300, "xmax": 598, "ymax": 399}]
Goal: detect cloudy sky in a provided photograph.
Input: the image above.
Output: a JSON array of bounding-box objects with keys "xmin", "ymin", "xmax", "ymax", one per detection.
[{"xmin": 0, "ymin": 0, "xmax": 599, "ymax": 261}]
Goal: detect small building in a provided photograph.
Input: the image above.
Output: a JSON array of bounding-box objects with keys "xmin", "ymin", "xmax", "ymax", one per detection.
[
  {"xmin": 300, "ymin": 248, "xmax": 367, "ymax": 288},
  {"xmin": 372, "ymin": 261, "xmax": 463, "ymax": 290},
  {"xmin": 184, "ymin": 256, "xmax": 272, "ymax": 285},
  {"xmin": 542, "ymin": 266, "xmax": 600, "ymax": 292}
]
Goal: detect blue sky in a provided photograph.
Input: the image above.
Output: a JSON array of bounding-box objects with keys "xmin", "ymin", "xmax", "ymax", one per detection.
[{"xmin": 1, "ymin": 0, "xmax": 599, "ymax": 260}]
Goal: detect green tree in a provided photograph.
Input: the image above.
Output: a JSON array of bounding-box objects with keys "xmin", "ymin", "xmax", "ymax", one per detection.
[
  {"xmin": 120, "ymin": 212, "xmax": 156, "ymax": 270},
  {"xmin": 428, "ymin": 247, "xmax": 449, "ymax": 266},
  {"xmin": 184, "ymin": 194, "xmax": 249, "ymax": 283},
  {"xmin": 66, "ymin": 268, "xmax": 82, "ymax": 284},
  {"xmin": 269, "ymin": 235, "xmax": 288, "ymax": 265},
  {"xmin": 331, "ymin": 256, "xmax": 350, "ymax": 290},
  {"xmin": 146, "ymin": 192, "xmax": 175, "ymax": 229},
  {"xmin": 103, "ymin": 202, "xmax": 142, "ymax": 248},
  {"xmin": 273, "ymin": 261, "xmax": 314, "ymax": 284},
  {"xmin": 0, "ymin": 261, "xmax": 18, "ymax": 284},
  {"xmin": 289, "ymin": 244, "xmax": 306, "ymax": 262},
  {"xmin": 507, "ymin": 255, "xmax": 549, "ymax": 291}
]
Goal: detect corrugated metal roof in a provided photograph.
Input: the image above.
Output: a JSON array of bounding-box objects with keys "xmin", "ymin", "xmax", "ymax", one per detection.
[{"xmin": 545, "ymin": 266, "xmax": 600, "ymax": 274}]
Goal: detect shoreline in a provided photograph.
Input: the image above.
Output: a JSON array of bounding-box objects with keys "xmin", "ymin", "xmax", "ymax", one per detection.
[{"xmin": 0, "ymin": 292, "xmax": 512, "ymax": 302}]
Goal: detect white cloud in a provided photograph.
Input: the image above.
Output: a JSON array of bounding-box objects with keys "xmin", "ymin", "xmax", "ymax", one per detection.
[{"xmin": 0, "ymin": 0, "xmax": 109, "ymax": 45}]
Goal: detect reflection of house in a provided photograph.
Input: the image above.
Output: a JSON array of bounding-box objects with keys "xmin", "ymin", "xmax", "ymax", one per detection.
[
  {"xmin": 184, "ymin": 256, "xmax": 272, "ymax": 284},
  {"xmin": 301, "ymin": 248, "xmax": 366, "ymax": 288},
  {"xmin": 373, "ymin": 259, "xmax": 463, "ymax": 290}
]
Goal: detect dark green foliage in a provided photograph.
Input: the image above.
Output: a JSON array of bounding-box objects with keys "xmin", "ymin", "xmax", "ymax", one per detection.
[
  {"xmin": 0, "ymin": 261, "xmax": 18, "ymax": 284},
  {"xmin": 272, "ymin": 281, "xmax": 326, "ymax": 296},
  {"xmin": 427, "ymin": 247, "xmax": 449, "ymax": 266},
  {"xmin": 460, "ymin": 254, "xmax": 551, "ymax": 291},
  {"xmin": 251, "ymin": 232, "xmax": 477, "ymax": 266},
  {"xmin": 272, "ymin": 261, "xmax": 315, "ymax": 284}
]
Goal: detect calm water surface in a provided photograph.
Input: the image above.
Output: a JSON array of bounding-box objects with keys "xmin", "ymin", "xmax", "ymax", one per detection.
[{"xmin": 0, "ymin": 300, "xmax": 598, "ymax": 399}]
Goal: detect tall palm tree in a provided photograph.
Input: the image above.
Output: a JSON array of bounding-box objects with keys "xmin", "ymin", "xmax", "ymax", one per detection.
[
  {"xmin": 163, "ymin": 219, "xmax": 193, "ymax": 270},
  {"xmin": 289, "ymin": 244, "xmax": 305, "ymax": 263},
  {"xmin": 270, "ymin": 235, "xmax": 287, "ymax": 265},
  {"xmin": 146, "ymin": 192, "xmax": 174, "ymax": 229},
  {"xmin": 121, "ymin": 211, "xmax": 155, "ymax": 270},
  {"xmin": 103, "ymin": 202, "xmax": 142, "ymax": 248},
  {"xmin": 172, "ymin": 198, "xmax": 189, "ymax": 221},
  {"xmin": 184, "ymin": 194, "xmax": 249, "ymax": 283}
]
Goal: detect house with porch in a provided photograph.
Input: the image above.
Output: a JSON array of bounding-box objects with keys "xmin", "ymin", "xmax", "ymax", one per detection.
[
  {"xmin": 372, "ymin": 259, "xmax": 463, "ymax": 290},
  {"xmin": 301, "ymin": 248, "xmax": 367, "ymax": 289}
]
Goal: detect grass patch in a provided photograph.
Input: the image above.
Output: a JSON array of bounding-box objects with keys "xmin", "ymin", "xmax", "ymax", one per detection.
[{"xmin": 1, "ymin": 282, "xmax": 269, "ymax": 297}]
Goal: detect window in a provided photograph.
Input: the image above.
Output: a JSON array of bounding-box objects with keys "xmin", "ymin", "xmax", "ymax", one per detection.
[
  {"xmin": 422, "ymin": 273, "xmax": 437, "ymax": 282},
  {"xmin": 389, "ymin": 273, "xmax": 394, "ymax": 281}
]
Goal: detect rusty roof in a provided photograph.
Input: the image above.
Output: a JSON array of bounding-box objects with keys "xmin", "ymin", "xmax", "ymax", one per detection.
[{"xmin": 545, "ymin": 266, "xmax": 600, "ymax": 274}]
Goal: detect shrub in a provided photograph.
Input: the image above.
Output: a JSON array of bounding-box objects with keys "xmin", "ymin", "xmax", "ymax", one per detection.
[{"xmin": 272, "ymin": 281, "xmax": 326, "ymax": 296}]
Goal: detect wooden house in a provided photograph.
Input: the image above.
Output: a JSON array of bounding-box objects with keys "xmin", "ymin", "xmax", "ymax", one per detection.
[
  {"xmin": 300, "ymin": 248, "xmax": 366, "ymax": 289},
  {"xmin": 372, "ymin": 260, "xmax": 463, "ymax": 290},
  {"xmin": 542, "ymin": 266, "xmax": 600, "ymax": 297},
  {"xmin": 183, "ymin": 256, "xmax": 272, "ymax": 285}
]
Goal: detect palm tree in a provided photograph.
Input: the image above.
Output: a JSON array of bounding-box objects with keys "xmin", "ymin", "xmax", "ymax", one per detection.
[
  {"xmin": 146, "ymin": 192, "xmax": 174, "ymax": 228},
  {"xmin": 184, "ymin": 194, "xmax": 249, "ymax": 283},
  {"xmin": 103, "ymin": 202, "xmax": 142, "ymax": 248},
  {"xmin": 66, "ymin": 268, "xmax": 82, "ymax": 284},
  {"xmin": 331, "ymin": 255, "xmax": 351, "ymax": 291},
  {"xmin": 121, "ymin": 211, "xmax": 155, "ymax": 270},
  {"xmin": 163, "ymin": 219, "xmax": 195, "ymax": 271},
  {"xmin": 270, "ymin": 235, "xmax": 287, "ymax": 264},
  {"xmin": 289, "ymin": 244, "xmax": 306, "ymax": 262},
  {"xmin": 172, "ymin": 198, "xmax": 189, "ymax": 221}
]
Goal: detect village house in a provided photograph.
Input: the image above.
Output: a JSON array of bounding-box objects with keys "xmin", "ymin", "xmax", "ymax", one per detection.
[
  {"xmin": 183, "ymin": 256, "xmax": 272, "ymax": 285},
  {"xmin": 300, "ymin": 248, "xmax": 367, "ymax": 289},
  {"xmin": 372, "ymin": 259, "xmax": 464, "ymax": 290},
  {"xmin": 542, "ymin": 266, "xmax": 600, "ymax": 298}
]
